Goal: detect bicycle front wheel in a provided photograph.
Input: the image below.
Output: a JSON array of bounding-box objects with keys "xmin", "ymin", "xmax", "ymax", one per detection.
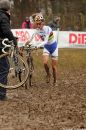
[
  {"xmin": 25, "ymin": 56, "xmax": 34, "ymax": 87},
  {"xmin": 0, "ymin": 53, "xmax": 29, "ymax": 89}
]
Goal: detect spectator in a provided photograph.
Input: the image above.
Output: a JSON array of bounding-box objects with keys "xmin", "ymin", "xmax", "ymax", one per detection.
[
  {"xmin": 21, "ymin": 16, "xmax": 32, "ymax": 29},
  {"xmin": 0, "ymin": 0, "xmax": 17, "ymax": 100},
  {"xmin": 48, "ymin": 16, "xmax": 60, "ymax": 31}
]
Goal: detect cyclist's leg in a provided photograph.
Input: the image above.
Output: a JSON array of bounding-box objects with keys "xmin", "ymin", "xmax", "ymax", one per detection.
[
  {"xmin": 51, "ymin": 46, "xmax": 58, "ymax": 85},
  {"xmin": 0, "ymin": 56, "xmax": 10, "ymax": 99},
  {"xmin": 43, "ymin": 48, "xmax": 50, "ymax": 83},
  {"xmin": 51, "ymin": 58, "xmax": 58, "ymax": 84}
]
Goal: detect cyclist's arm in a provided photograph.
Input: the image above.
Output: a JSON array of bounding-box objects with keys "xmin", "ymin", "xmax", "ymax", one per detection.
[
  {"xmin": 29, "ymin": 34, "xmax": 49, "ymax": 48},
  {"xmin": 36, "ymin": 34, "xmax": 49, "ymax": 48},
  {"xmin": 36, "ymin": 26, "xmax": 52, "ymax": 48},
  {"xmin": 26, "ymin": 28, "xmax": 50, "ymax": 48}
]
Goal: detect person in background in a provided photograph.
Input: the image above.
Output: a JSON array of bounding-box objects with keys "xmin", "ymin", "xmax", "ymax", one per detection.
[
  {"xmin": 21, "ymin": 16, "xmax": 32, "ymax": 54},
  {"xmin": 30, "ymin": 13, "xmax": 58, "ymax": 86},
  {"xmin": 21, "ymin": 16, "xmax": 32, "ymax": 29},
  {"xmin": 0, "ymin": 0, "xmax": 17, "ymax": 100},
  {"xmin": 48, "ymin": 16, "xmax": 61, "ymax": 31}
]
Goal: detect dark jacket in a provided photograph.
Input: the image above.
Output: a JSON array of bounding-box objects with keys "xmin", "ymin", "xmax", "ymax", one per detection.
[{"xmin": 0, "ymin": 9, "xmax": 17, "ymax": 54}]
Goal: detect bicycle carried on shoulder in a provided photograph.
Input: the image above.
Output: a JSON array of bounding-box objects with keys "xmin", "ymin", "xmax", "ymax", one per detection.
[{"xmin": 0, "ymin": 38, "xmax": 29, "ymax": 89}]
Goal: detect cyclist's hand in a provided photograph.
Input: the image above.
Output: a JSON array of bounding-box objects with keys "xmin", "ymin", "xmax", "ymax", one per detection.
[{"xmin": 25, "ymin": 40, "xmax": 30, "ymax": 45}]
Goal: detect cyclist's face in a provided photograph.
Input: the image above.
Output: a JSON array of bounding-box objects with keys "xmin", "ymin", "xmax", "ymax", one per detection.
[{"xmin": 36, "ymin": 22, "xmax": 44, "ymax": 29}]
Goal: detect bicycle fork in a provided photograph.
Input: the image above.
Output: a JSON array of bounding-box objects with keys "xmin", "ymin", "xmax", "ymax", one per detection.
[{"xmin": 27, "ymin": 56, "xmax": 34, "ymax": 86}]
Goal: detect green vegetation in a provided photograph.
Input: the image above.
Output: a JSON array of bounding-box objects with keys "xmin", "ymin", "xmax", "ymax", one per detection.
[
  {"xmin": 59, "ymin": 48, "xmax": 86, "ymax": 71},
  {"xmin": 32, "ymin": 48, "xmax": 86, "ymax": 82}
]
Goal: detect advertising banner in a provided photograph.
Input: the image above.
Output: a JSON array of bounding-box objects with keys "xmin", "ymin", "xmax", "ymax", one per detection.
[
  {"xmin": 12, "ymin": 29, "xmax": 86, "ymax": 48},
  {"xmin": 58, "ymin": 31, "xmax": 86, "ymax": 48}
]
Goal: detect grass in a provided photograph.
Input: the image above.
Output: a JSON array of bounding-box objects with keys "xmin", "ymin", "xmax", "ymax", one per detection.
[
  {"xmin": 58, "ymin": 48, "xmax": 86, "ymax": 71},
  {"xmin": 32, "ymin": 48, "xmax": 86, "ymax": 72},
  {"xmin": 31, "ymin": 48, "xmax": 86, "ymax": 83}
]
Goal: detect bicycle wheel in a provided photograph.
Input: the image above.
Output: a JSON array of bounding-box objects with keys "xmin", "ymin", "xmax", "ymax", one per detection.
[
  {"xmin": 0, "ymin": 53, "xmax": 29, "ymax": 89},
  {"xmin": 25, "ymin": 56, "xmax": 34, "ymax": 88}
]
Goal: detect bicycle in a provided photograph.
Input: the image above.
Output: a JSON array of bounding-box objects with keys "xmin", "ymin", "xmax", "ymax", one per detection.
[
  {"xmin": 0, "ymin": 38, "xmax": 29, "ymax": 89},
  {"xmin": 22, "ymin": 32, "xmax": 41, "ymax": 88},
  {"xmin": 24, "ymin": 43, "xmax": 37, "ymax": 88}
]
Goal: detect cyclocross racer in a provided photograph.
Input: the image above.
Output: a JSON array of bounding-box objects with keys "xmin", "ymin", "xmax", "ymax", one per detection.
[{"xmin": 32, "ymin": 13, "xmax": 58, "ymax": 86}]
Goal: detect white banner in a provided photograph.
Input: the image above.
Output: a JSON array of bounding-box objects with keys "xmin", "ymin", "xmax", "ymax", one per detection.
[
  {"xmin": 12, "ymin": 29, "xmax": 37, "ymax": 47},
  {"xmin": 12, "ymin": 29, "xmax": 86, "ymax": 48},
  {"xmin": 58, "ymin": 31, "xmax": 86, "ymax": 48}
]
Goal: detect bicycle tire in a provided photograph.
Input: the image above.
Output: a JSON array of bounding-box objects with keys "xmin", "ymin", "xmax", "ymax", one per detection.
[
  {"xmin": 0, "ymin": 53, "xmax": 29, "ymax": 89},
  {"xmin": 25, "ymin": 56, "xmax": 34, "ymax": 87}
]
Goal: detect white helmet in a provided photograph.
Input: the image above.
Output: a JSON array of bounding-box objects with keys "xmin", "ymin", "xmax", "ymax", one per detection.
[{"xmin": 34, "ymin": 13, "xmax": 45, "ymax": 23}]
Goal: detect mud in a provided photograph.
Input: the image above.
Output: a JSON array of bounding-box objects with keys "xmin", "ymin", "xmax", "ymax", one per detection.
[
  {"xmin": 0, "ymin": 69, "xmax": 86, "ymax": 130},
  {"xmin": 0, "ymin": 49, "xmax": 86, "ymax": 130}
]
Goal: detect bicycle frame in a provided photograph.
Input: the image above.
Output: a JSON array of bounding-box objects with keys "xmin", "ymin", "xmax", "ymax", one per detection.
[{"xmin": 24, "ymin": 44, "xmax": 35, "ymax": 87}]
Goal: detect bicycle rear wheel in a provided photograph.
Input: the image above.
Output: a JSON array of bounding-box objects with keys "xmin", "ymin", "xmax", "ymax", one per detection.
[{"xmin": 0, "ymin": 53, "xmax": 29, "ymax": 89}]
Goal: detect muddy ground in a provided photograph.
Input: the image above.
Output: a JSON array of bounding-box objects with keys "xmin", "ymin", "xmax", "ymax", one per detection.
[{"xmin": 0, "ymin": 49, "xmax": 86, "ymax": 130}]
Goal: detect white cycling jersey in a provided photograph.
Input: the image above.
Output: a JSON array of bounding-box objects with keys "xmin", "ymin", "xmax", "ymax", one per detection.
[
  {"xmin": 36, "ymin": 25, "xmax": 56, "ymax": 47},
  {"xmin": 31, "ymin": 25, "xmax": 58, "ymax": 58}
]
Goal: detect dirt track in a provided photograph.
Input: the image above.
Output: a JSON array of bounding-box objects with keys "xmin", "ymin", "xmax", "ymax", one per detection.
[{"xmin": 0, "ymin": 49, "xmax": 86, "ymax": 130}]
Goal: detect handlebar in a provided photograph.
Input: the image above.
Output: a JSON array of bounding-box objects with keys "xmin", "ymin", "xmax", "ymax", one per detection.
[
  {"xmin": 24, "ymin": 44, "xmax": 37, "ymax": 51},
  {"xmin": 2, "ymin": 38, "xmax": 11, "ymax": 48}
]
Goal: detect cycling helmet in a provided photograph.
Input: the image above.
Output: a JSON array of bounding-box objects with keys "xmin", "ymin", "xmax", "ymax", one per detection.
[
  {"xmin": 34, "ymin": 13, "xmax": 45, "ymax": 23},
  {"xmin": 0, "ymin": 0, "xmax": 11, "ymax": 11}
]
